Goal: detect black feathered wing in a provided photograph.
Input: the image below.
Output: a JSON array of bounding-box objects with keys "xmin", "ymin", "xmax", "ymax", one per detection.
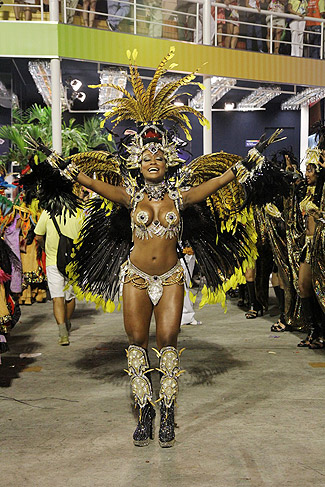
[{"xmin": 67, "ymin": 197, "xmax": 132, "ymax": 312}]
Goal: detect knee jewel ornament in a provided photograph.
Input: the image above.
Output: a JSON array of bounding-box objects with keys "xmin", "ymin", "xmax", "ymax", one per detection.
[
  {"xmin": 125, "ymin": 345, "xmax": 155, "ymax": 410},
  {"xmin": 154, "ymin": 346, "xmax": 185, "ymax": 408}
]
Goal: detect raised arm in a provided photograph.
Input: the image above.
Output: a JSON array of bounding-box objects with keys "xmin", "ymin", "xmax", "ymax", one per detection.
[
  {"xmin": 76, "ymin": 171, "xmax": 130, "ymax": 207},
  {"xmin": 182, "ymin": 168, "xmax": 236, "ymax": 207}
]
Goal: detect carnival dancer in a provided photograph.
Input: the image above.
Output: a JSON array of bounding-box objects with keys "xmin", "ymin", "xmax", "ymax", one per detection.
[
  {"xmin": 23, "ymin": 48, "xmax": 290, "ymax": 448},
  {"xmin": 296, "ymin": 143, "xmax": 325, "ymax": 348}
]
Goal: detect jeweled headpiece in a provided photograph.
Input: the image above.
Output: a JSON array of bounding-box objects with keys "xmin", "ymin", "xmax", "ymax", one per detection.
[{"xmin": 89, "ymin": 47, "xmax": 209, "ymax": 170}]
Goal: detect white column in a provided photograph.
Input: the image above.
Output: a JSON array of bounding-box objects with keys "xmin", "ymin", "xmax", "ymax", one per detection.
[
  {"xmin": 203, "ymin": 76, "xmax": 212, "ymax": 155},
  {"xmin": 300, "ymin": 105, "xmax": 309, "ymax": 173},
  {"xmin": 50, "ymin": 0, "xmax": 62, "ymax": 153},
  {"xmin": 203, "ymin": 0, "xmax": 212, "ymax": 155}
]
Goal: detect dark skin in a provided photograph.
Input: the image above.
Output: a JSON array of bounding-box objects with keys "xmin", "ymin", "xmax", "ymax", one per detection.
[{"xmin": 76, "ymin": 148, "xmax": 237, "ymax": 350}]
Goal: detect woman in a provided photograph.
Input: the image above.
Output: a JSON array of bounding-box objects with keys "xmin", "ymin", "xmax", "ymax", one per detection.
[
  {"xmin": 24, "ymin": 48, "xmax": 287, "ymax": 448},
  {"xmin": 266, "ymin": 0, "xmax": 286, "ymax": 54},
  {"xmin": 297, "ymin": 150, "xmax": 325, "ymax": 348},
  {"xmin": 225, "ymin": 0, "xmax": 240, "ymax": 49},
  {"xmin": 82, "ymin": 0, "xmax": 97, "ymax": 28}
]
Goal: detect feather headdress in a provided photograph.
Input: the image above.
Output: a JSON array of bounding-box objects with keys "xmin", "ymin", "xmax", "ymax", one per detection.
[{"xmin": 89, "ymin": 47, "xmax": 210, "ymax": 169}]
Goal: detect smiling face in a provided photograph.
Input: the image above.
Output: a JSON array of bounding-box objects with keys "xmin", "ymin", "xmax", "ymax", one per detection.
[
  {"xmin": 140, "ymin": 148, "xmax": 166, "ymax": 183},
  {"xmin": 305, "ymin": 164, "xmax": 318, "ymax": 186}
]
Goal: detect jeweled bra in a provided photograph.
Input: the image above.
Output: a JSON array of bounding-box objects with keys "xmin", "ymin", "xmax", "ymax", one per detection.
[{"xmin": 130, "ymin": 187, "xmax": 183, "ymax": 240}]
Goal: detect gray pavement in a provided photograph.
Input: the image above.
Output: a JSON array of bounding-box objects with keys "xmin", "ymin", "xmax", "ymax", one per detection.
[{"xmin": 1, "ymin": 293, "xmax": 325, "ymax": 487}]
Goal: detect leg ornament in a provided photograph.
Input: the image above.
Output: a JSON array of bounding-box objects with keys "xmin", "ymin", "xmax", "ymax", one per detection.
[
  {"xmin": 154, "ymin": 346, "xmax": 185, "ymax": 448},
  {"xmin": 125, "ymin": 345, "xmax": 155, "ymax": 447}
]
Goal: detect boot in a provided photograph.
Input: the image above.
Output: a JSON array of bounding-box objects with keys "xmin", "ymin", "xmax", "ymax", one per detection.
[
  {"xmin": 297, "ymin": 297, "xmax": 321, "ymax": 347},
  {"xmin": 125, "ymin": 345, "xmax": 155, "ymax": 447},
  {"xmin": 245, "ymin": 281, "xmax": 263, "ymax": 319},
  {"xmin": 154, "ymin": 346, "xmax": 185, "ymax": 448},
  {"xmin": 159, "ymin": 402, "xmax": 175, "ymax": 447}
]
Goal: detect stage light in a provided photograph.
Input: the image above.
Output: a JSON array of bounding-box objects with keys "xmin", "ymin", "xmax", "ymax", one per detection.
[
  {"xmin": 70, "ymin": 79, "xmax": 82, "ymax": 91},
  {"xmin": 224, "ymin": 102, "xmax": 235, "ymax": 111}
]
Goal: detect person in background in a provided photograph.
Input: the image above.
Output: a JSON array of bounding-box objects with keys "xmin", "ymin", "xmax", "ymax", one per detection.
[
  {"xmin": 306, "ymin": 0, "xmax": 325, "ymax": 58},
  {"xmin": 82, "ymin": 0, "xmax": 97, "ymax": 27},
  {"xmin": 225, "ymin": 0, "xmax": 240, "ymax": 49},
  {"xmin": 266, "ymin": 0, "xmax": 286, "ymax": 53},
  {"xmin": 148, "ymin": 0, "xmax": 163, "ymax": 38},
  {"xmin": 106, "ymin": 0, "xmax": 130, "ymax": 31},
  {"xmin": 177, "ymin": 0, "xmax": 197, "ymax": 41},
  {"xmin": 35, "ymin": 210, "xmax": 83, "ymax": 346},
  {"xmin": 212, "ymin": 2, "xmax": 226, "ymax": 47},
  {"xmin": 65, "ymin": 0, "xmax": 80, "ymax": 24},
  {"xmin": 287, "ymin": 0, "xmax": 308, "ymax": 57},
  {"xmin": 180, "ymin": 248, "xmax": 202, "ymax": 326},
  {"xmin": 246, "ymin": 0, "xmax": 264, "ymax": 52}
]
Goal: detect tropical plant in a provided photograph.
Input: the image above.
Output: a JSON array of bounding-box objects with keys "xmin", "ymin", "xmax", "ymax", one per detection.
[
  {"xmin": 0, "ymin": 105, "xmax": 115, "ymax": 169},
  {"xmin": 82, "ymin": 116, "xmax": 116, "ymax": 151}
]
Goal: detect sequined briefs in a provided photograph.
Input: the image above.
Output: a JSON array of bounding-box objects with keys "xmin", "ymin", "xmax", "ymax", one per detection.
[{"xmin": 120, "ymin": 259, "xmax": 184, "ymax": 305}]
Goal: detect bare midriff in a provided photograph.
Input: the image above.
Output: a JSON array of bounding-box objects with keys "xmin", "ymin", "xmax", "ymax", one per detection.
[
  {"xmin": 306, "ymin": 215, "xmax": 316, "ymax": 237},
  {"xmin": 130, "ymin": 234, "xmax": 179, "ymax": 275}
]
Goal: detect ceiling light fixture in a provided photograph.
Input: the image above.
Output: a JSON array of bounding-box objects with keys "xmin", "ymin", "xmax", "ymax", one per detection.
[
  {"xmin": 190, "ymin": 76, "xmax": 237, "ymax": 111},
  {"xmin": 98, "ymin": 67, "xmax": 128, "ymax": 110},
  {"xmin": 281, "ymin": 87, "xmax": 325, "ymax": 110},
  {"xmin": 224, "ymin": 102, "xmax": 235, "ymax": 111},
  {"xmin": 70, "ymin": 78, "xmax": 82, "ymax": 91},
  {"xmin": 28, "ymin": 61, "xmax": 67, "ymax": 110},
  {"xmin": 237, "ymin": 86, "xmax": 281, "ymax": 111}
]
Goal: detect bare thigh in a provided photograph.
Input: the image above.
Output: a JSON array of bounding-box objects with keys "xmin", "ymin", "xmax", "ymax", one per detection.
[
  {"xmin": 298, "ymin": 261, "xmax": 313, "ymax": 298},
  {"xmin": 154, "ymin": 283, "xmax": 184, "ymax": 350},
  {"xmin": 123, "ymin": 282, "xmax": 153, "ymax": 349}
]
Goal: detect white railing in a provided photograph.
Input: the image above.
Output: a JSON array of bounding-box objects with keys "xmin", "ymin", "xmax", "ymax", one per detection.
[{"xmin": 1, "ymin": 0, "xmax": 325, "ymax": 59}]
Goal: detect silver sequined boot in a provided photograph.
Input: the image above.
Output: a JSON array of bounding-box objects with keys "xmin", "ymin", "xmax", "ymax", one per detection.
[
  {"xmin": 125, "ymin": 345, "xmax": 156, "ymax": 447},
  {"xmin": 154, "ymin": 346, "xmax": 185, "ymax": 448}
]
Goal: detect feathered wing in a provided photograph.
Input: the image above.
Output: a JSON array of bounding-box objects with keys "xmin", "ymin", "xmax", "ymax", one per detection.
[
  {"xmin": 68, "ymin": 151, "xmax": 122, "ymax": 185},
  {"xmin": 179, "ymin": 152, "xmax": 246, "ymax": 217},
  {"xmin": 67, "ymin": 197, "xmax": 132, "ymax": 312},
  {"xmin": 181, "ymin": 202, "xmax": 257, "ymax": 310},
  {"xmin": 20, "ymin": 159, "xmax": 83, "ymax": 218},
  {"xmin": 177, "ymin": 152, "xmax": 257, "ymax": 309}
]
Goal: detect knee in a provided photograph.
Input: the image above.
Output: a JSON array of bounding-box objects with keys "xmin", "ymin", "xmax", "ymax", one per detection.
[
  {"xmin": 298, "ymin": 281, "xmax": 312, "ymax": 298},
  {"xmin": 156, "ymin": 331, "xmax": 179, "ymax": 350},
  {"xmin": 126, "ymin": 332, "xmax": 148, "ymax": 349}
]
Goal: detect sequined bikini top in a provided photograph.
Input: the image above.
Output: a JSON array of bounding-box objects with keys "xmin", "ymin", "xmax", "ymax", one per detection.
[{"xmin": 130, "ymin": 187, "xmax": 184, "ymax": 240}]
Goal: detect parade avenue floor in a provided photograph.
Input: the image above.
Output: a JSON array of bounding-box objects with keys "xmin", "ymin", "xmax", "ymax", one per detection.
[{"xmin": 1, "ymin": 293, "xmax": 325, "ymax": 487}]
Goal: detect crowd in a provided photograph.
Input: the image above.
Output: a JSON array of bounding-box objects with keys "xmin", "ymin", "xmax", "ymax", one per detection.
[{"xmin": 8, "ymin": 0, "xmax": 325, "ymax": 58}]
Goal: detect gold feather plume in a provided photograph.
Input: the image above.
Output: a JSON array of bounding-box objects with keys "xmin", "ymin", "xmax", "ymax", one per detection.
[
  {"xmin": 69, "ymin": 151, "xmax": 122, "ymax": 185},
  {"xmin": 179, "ymin": 152, "xmax": 246, "ymax": 219},
  {"xmin": 89, "ymin": 47, "xmax": 209, "ymax": 140}
]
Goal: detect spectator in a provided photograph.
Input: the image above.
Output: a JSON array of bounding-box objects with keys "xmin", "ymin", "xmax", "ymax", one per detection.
[
  {"xmin": 14, "ymin": 0, "xmax": 35, "ymax": 21},
  {"xmin": 212, "ymin": 3, "xmax": 226, "ymax": 46},
  {"xmin": 35, "ymin": 210, "xmax": 82, "ymax": 346},
  {"xmin": 246, "ymin": 0, "xmax": 264, "ymax": 52},
  {"xmin": 148, "ymin": 0, "xmax": 163, "ymax": 38},
  {"xmin": 65, "ymin": 0, "xmax": 80, "ymax": 24},
  {"xmin": 180, "ymin": 249, "xmax": 202, "ymax": 326},
  {"xmin": 83, "ymin": 0, "xmax": 97, "ymax": 27},
  {"xmin": 287, "ymin": 0, "xmax": 308, "ymax": 57},
  {"xmin": 225, "ymin": 0, "xmax": 240, "ymax": 49},
  {"xmin": 266, "ymin": 0, "xmax": 286, "ymax": 54},
  {"xmin": 106, "ymin": 0, "xmax": 130, "ymax": 31},
  {"xmin": 306, "ymin": 0, "xmax": 325, "ymax": 58},
  {"xmin": 177, "ymin": 0, "xmax": 197, "ymax": 41}
]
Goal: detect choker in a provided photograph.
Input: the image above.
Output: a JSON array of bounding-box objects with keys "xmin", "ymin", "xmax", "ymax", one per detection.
[{"xmin": 144, "ymin": 181, "xmax": 167, "ymax": 201}]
